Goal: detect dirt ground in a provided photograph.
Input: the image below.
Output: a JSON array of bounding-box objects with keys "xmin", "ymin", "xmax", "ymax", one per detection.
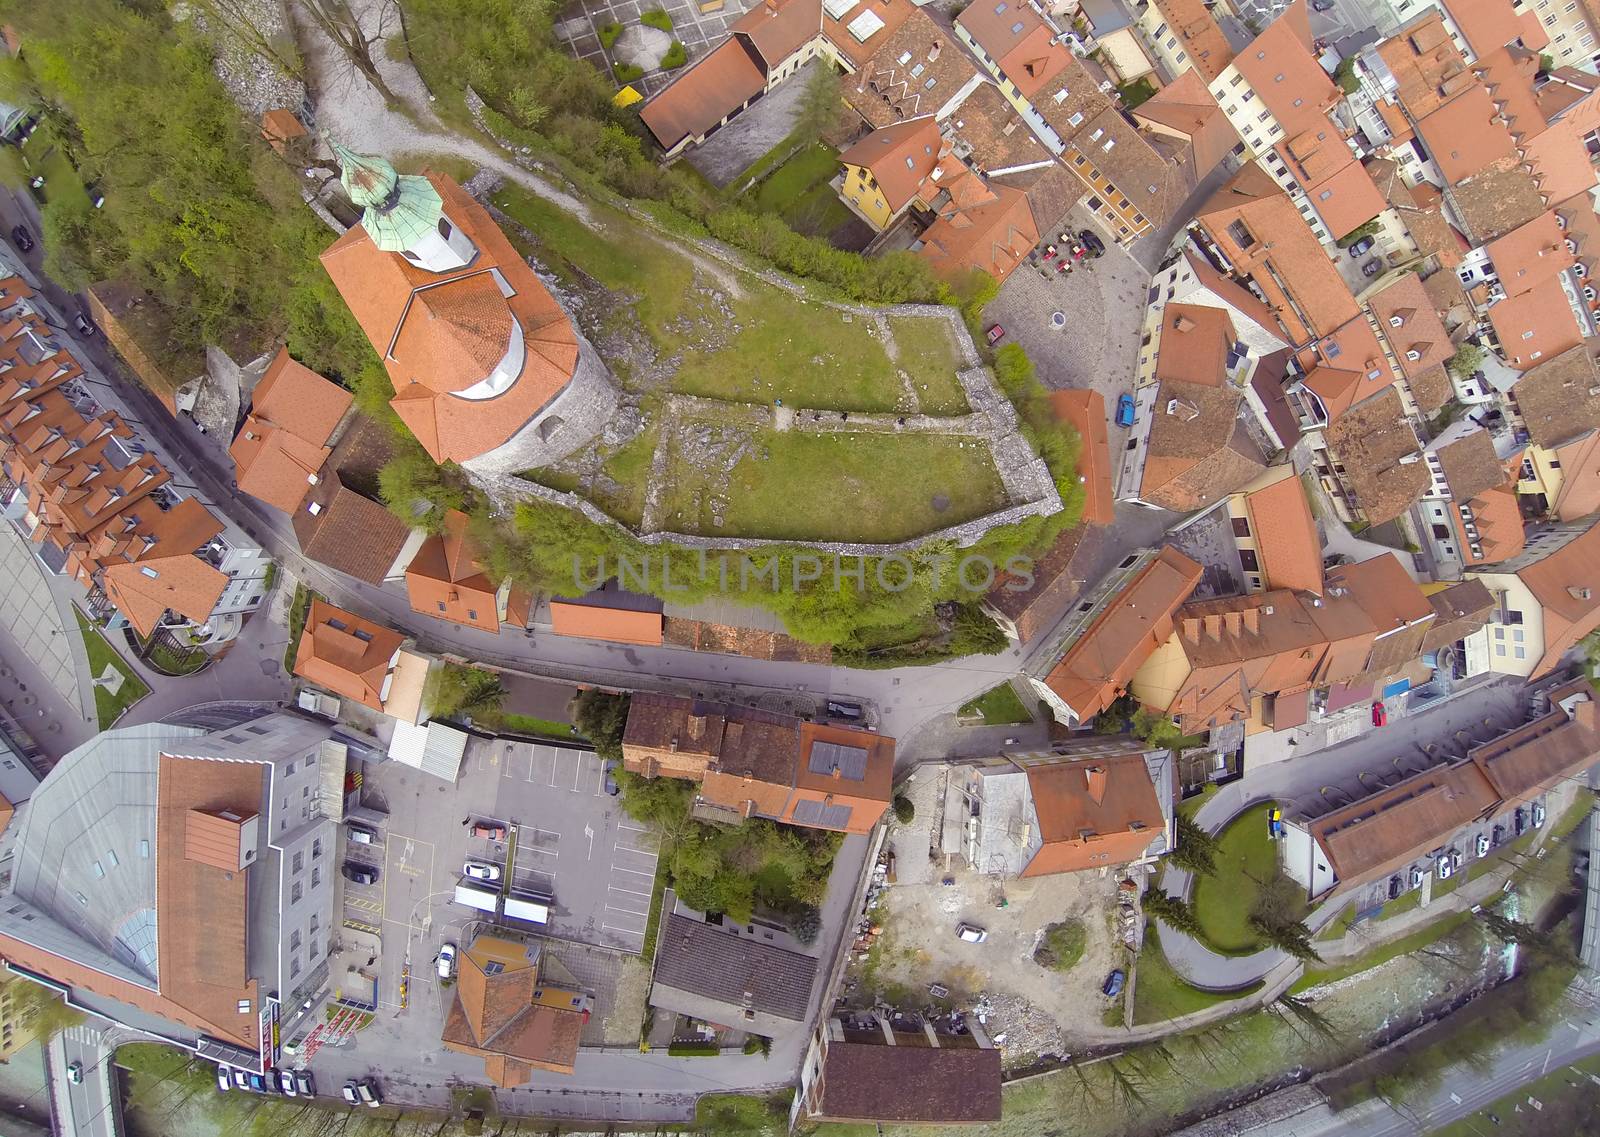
[{"xmin": 846, "ymin": 771, "xmax": 1128, "ymax": 1062}]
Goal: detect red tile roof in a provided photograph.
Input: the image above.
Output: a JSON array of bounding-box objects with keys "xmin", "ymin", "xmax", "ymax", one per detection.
[
  {"xmin": 1022, "ymin": 753, "xmax": 1166, "ymax": 876},
  {"xmin": 956, "ymin": 0, "xmax": 1074, "ymax": 98},
  {"xmin": 1051, "ymin": 390, "xmax": 1113, "ymax": 526},
  {"xmin": 292, "ymin": 598, "xmax": 404, "ymax": 710},
  {"xmin": 1231, "ymin": 1, "xmax": 1339, "ymax": 140},
  {"xmin": 404, "ymin": 510, "xmax": 502, "ymax": 633},
  {"xmin": 1241, "ymin": 467, "xmax": 1323, "ymax": 596},
  {"xmin": 838, "ymin": 117, "xmax": 942, "ymax": 212},
  {"xmin": 639, "ymin": 39, "xmax": 767, "ymax": 152}
]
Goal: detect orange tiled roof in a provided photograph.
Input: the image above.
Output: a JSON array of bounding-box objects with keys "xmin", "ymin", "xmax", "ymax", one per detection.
[
  {"xmin": 1149, "ymin": 0, "xmax": 1234, "ymax": 82},
  {"xmin": 320, "ymin": 175, "xmax": 579, "ymax": 465},
  {"xmin": 230, "ymin": 348, "xmax": 352, "ymax": 514},
  {"xmin": 838, "ymin": 117, "xmax": 942, "ymax": 213},
  {"xmin": 1022, "ymin": 753, "xmax": 1165, "ymax": 876},
  {"xmin": 1376, "ymin": 11, "xmax": 1470, "ymax": 121},
  {"xmin": 919, "ymin": 182, "xmax": 1039, "ymax": 282},
  {"xmin": 1051, "ymin": 390, "xmax": 1113, "ymax": 526},
  {"xmin": 1043, "ymin": 546, "xmax": 1203, "ymax": 720},
  {"xmin": 1485, "ymin": 211, "xmax": 1574, "ymax": 299},
  {"xmin": 1134, "ymin": 70, "xmax": 1239, "ymax": 171},
  {"xmin": 1487, "ymin": 275, "xmax": 1584, "ymax": 370},
  {"xmin": 1155, "ymin": 303, "xmax": 1237, "ymax": 387},
  {"xmin": 1232, "ymin": 1, "xmax": 1339, "ymax": 141},
  {"xmin": 1240, "ymin": 467, "xmax": 1323, "ymax": 595},
  {"xmin": 955, "ymin": 0, "xmax": 1073, "ymax": 98},
  {"xmin": 549, "ymin": 602, "xmax": 664, "ymax": 645},
  {"xmin": 292, "ymin": 598, "xmax": 404, "ymax": 710},
  {"xmin": 733, "ymin": 0, "xmax": 823, "ymax": 68},
  {"xmin": 404, "ymin": 509, "xmax": 502, "ymax": 633},
  {"xmin": 1366, "ymin": 272, "xmax": 1453, "ymax": 381},
  {"xmin": 1440, "ymin": 0, "xmax": 1549, "ymax": 59},
  {"xmin": 639, "ymin": 39, "xmax": 767, "ymax": 152},
  {"xmin": 441, "ymin": 934, "xmax": 585, "ymax": 1082},
  {"xmin": 1516, "ymin": 516, "xmax": 1600, "ymax": 676},
  {"xmin": 1414, "ymin": 86, "xmax": 1519, "ymax": 184}
]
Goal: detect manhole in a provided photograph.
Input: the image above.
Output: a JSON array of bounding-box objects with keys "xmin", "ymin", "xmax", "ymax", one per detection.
[{"xmin": 1050, "ymin": 311, "xmax": 1066, "ymax": 329}]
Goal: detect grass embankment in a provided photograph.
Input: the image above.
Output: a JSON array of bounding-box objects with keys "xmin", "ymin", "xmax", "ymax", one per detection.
[
  {"xmin": 75, "ymin": 609, "xmax": 149, "ymax": 728},
  {"xmin": 1132, "ymin": 927, "xmax": 1264, "ymax": 1025},
  {"xmin": 656, "ymin": 431, "xmax": 1007, "ymax": 543},
  {"xmin": 958, "ymin": 683, "xmax": 1033, "ymax": 725},
  {"xmin": 889, "ymin": 315, "xmax": 970, "ymax": 415},
  {"xmin": 752, "ymin": 142, "xmax": 853, "ymax": 239},
  {"xmin": 1190, "ymin": 803, "xmax": 1297, "ymax": 955},
  {"xmin": 1291, "ymin": 912, "xmax": 1474, "ymax": 994}
]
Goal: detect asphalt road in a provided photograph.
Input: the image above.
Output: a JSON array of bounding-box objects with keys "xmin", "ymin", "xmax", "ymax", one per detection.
[{"xmin": 47, "ymin": 1024, "xmax": 118, "ymax": 1137}]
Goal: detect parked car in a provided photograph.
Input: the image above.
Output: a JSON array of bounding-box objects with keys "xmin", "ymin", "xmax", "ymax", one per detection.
[
  {"xmin": 985, "ymin": 324, "xmax": 1005, "ymax": 346},
  {"xmin": 341, "ymin": 862, "xmax": 379, "ymax": 885},
  {"xmin": 826, "ymin": 700, "xmax": 864, "ymax": 721},
  {"xmin": 603, "ymin": 760, "xmax": 620, "ymax": 796},
  {"xmin": 246, "ymin": 1072, "xmax": 268, "ymax": 1093},
  {"xmin": 1102, "ymin": 969, "xmax": 1126, "ymax": 998},
  {"xmin": 1533, "ymin": 803, "xmax": 1546, "ymax": 827},
  {"xmin": 1387, "ymin": 874, "xmax": 1403, "ymax": 900},
  {"xmin": 1311, "ymin": 0, "xmax": 1333, "ymax": 9},
  {"xmin": 955, "ymin": 922, "xmax": 988, "ymax": 943},
  {"xmin": 463, "ymin": 860, "xmax": 502, "ymax": 882},
  {"xmin": 1409, "ymin": 866, "xmax": 1425, "ymax": 888},
  {"xmin": 9, "ymin": 225, "xmax": 32, "ymax": 253},
  {"xmin": 355, "ymin": 1079, "xmax": 382, "ymax": 1108},
  {"xmin": 1436, "ymin": 854, "xmax": 1454, "ymax": 880},
  {"xmin": 1514, "ymin": 807, "xmax": 1527, "ymax": 835},
  {"xmin": 66, "ymin": 1061, "xmax": 83, "ymax": 1085},
  {"xmin": 437, "ymin": 942, "xmax": 458, "ymax": 979},
  {"xmin": 294, "ymin": 1070, "xmax": 315, "ymax": 1097},
  {"xmin": 1492, "ymin": 823, "xmax": 1505, "ymax": 846},
  {"xmin": 216, "ymin": 1066, "xmax": 232, "ymax": 1092},
  {"xmin": 1361, "ymin": 258, "xmax": 1383, "ymax": 278},
  {"xmin": 1347, "ymin": 236, "xmax": 1376, "ymax": 257},
  {"xmin": 346, "ymin": 823, "xmax": 376, "ymax": 845},
  {"xmin": 1476, "ymin": 832, "xmax": 1491, "ymax": 857},
  {"xmin": 1078, "ymin": 229, "xmax": 1106, "ymax": 257},
  {"xmin": 72, "ymin": 311, "xmax": 95, "ymax": 336},
  {"xmin": 1115, "ymin": 392, "xmax": 1137, "ymax": 428},
  {"xmin": 277, "ymin": 1070, "xmax": 297, "ymax": 1096},
  {"xmin": 232, "ymin": 1068, "xmax": 250, "ymax": 1090},
  {"xmin": 1371, "ymin": 701, "xmax": 1388, "ymax": 727},
  {"xmin": 341, "ymin": 1082, "xmax": 360, "ymax": 1105},
  {"xmin": 471, "ymin": 821, "xmax": 506, "ymax": 840}
]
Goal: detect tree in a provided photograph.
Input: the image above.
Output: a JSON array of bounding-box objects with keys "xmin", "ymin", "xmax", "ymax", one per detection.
[
  {"xmin": 295, "ymin": 0, "xmax": 399, "ymax": 104},
  {"xmin": 789, "ymin": 904, "xmax": 822, "ymax": 946},
  {"xmin": 1131, "ymin": 707, "xmax": 1187, "ymax": 749},
  {"xmin": 187, "ymin": 0, "xmax": 305, "ymax": 81},
  {"xmin": 1248, "ymin": 914, "xmax": 1321, "ymax": 963},
  {"xmin": 572, "ymin": 688, "xmax": 629, "ymax": 763},
  {"xmin": 794, "ymin": 61, "xmax": 842, "ymax": 139},
  {"xmin": 424, "ymin": 664, "xmax": 505, "ymax": 720},
  {"xmin": 7, "ymin": 979, "xmax": 83, "ymax": 1042},
  {"xmin": 1447, "ymin": 341, "xmax": 1486, "ymax": 379},
  {"xmin": 1141, "ymin": 889, "xmax": 1203, "ymax": 938},
  {"xmin": 892, "ymin": 795, "xmax": 915, "ymax": 825},
  {"xmin": 1168, "ymin": 813, "xmax": 1218, "ymax": 876}
]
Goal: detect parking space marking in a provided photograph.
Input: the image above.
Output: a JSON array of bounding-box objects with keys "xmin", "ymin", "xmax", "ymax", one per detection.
[
  {"xmin": 617, "ymin": 821, "xmax": 651, "ymax": 833},
  {"xmin": 609, "ymin": 885, "xmax": 651, "ymax": 899},
  {"xmin": 602, "ymin": 923, "xmax": 646, "ymax": 938},
  {"xmin": 611, "ymin": 864, "xmax": 655, "ymax": 878},
  {"xmin": 615, "ymin": 842, "xmax": 659, "ymax": 857}
]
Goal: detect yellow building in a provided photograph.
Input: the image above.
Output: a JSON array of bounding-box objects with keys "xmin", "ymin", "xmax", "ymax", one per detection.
[{"xmin": 836, "ymin": 117, "xmax": 941, "ymax": 232}]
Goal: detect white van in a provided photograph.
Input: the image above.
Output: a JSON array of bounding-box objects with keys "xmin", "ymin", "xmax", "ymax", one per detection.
[{"xmin": 346, "ymin": 824, "xmax": 376, "ymax": 845}]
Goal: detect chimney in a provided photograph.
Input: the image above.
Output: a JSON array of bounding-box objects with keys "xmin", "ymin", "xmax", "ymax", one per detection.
[
  {"xmin": 1085, "ymin": 766, "xmax": 1108, "ymax": 804},
  {"xmin": 1173, "ymin": 314, "xmax": 1197, "ymax": 333},
  {"xmin": 765, "ymin": 0, "xmax": 778, "ymax": 13},
  {"xmin": 1242, "ymin": 607, "xmax": 1260, "ymax": 635},
  {"xmin": 1569, "ymin": 586, "xmax": 1593, "ymax": 601},
  {"xmin": 1204, "ymin": 613, "xmax": 1224, "ymax": 639},
  {"xmin": 928, "ymin": 39, "xmax": 941, "ymax": 61}
]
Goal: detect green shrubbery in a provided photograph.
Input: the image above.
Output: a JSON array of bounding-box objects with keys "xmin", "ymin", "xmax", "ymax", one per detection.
[
  {"xmin": 598, "ymin": 20, "xmax": 622, "ymax": 48},
  {"xmin": 661, "ymin": 40, "xmax": 687, "ymax": 69},
  {"xmin": 613, "ymin": 61, "xmax": 644, "ymax": 83},
  {"xmin": 641, "ymin": 8, "xmax": 673, "ymax": 31}
]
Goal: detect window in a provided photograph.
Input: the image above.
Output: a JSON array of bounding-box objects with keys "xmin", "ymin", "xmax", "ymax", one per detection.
[
  {"xmin": 467, "ymin": 609, "xmax": 479, "ymax": 621},
  {"xmin": 312, "ymin": 867, "xmax": 321, "ymax": 887},
  {"xmin": 310, "ymin": 914, "xmax": 320, "ymax": 935},
  {"xmin": 1232, "ymin": 516, "xmax": 1251, "ymax": 538},
  {"xmin": 438, "ymin": 216, "xmax": 454, "ymax": 240},
  {"xmin": 1505, "ymin": 609, "xmax": 1524, "ymax": 624},
  {"xmin": 484, "ymin": 961, "xmax": 506, "ymax": 976},
  {"xmin": 1514, "ymin": 646, "xmax": 1527, "ymax": 659},
  {"xmin": 1256, "ymin": 109, "xmax": 1272, "ymax": 123},
  {"xmin": 291, "ymin": 930, "xmax": 301, "ymax": 952},
  {"xmin": 312, "ymin": 838, "xmax": 323, "ymax": 860},
  {"xmin": 437, "ymin": 601, "xmax": 446, "ymax": 612},
  {"xmin": 1011, "ymin": 20, "xmax": 1025, "ymax": 33},
  {"xmin": 291, "ymin": 881, "xmax": 303, "ymax": 904},
  {"xmin": 1239, "ymin": 549, "xmax": 1260, "ymax": 573},
  {"xmin": 1231, "ymin": 73, "xmax": 1246, "ymax": 86},
  {"xmin": 309, "ymin": 939, "xmax": 320, "ymax": 961},
  {"xmin": 1068, "ymin": 111, "xmax": 1084, "ymax": 126},
  {"xmin": 1495, "ymin": 643, "xmax": 1507, "ymax": 656},
  {"xmin": 290, "ymin": 957, "xmax": 301, "ymax": 979},
  {"xmin": 292, "ymin": 852, "xmax": 304, "ymax": 874},
  {"xmin": 1175, "ymin": 51, "xmax": 1187, "ymax": 62}
]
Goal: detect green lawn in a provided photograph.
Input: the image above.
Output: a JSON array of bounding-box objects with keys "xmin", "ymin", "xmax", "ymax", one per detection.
[
  {"xmin": 1290, "ymin": 912, "xmax": 1474, "ymax": 994},
  {"xmin": 1426, "ymin": 1055, "xmax": 1600, "ymax": 1136},
  {"xmin": 586, "ymin": 426, "xmax": 658, "ymax": 527},
  {"xmin": 1378, "ymin": 887, "xmax": 1424, "ymax": 921},
  {"xmin": 75, "ymin": 610, "xmax": 149, "ymax": 728},
  {"xmin": 889, "ymin": 316, "xmax": 970, "ymax": 415},
  {"xmin": 4, "ymin": 120, "xmax": 93, "ymax": 212},
  {"xmin": 671, "ymin": 295, "xmax": 907, "ymax": 411},
  {"xmin": 753, "ymin": 142, "xmax": 854, "ymax": 238},
  {"xmin": 656, "ymin": 430, "xmax": 1008, "ymax": 542},
  {"xmin": 487, "ymin": 712, "xmax": 585, "ymax": 740},
  {"xmin": 1131, "ymin": 927, "xmax": 1264, "ymax": 1025},
  {"xmin": 1190, "ymin": 803, "xmax": 1290, "ymax": 955},
  {"xmin": 283, "ymin": 584, "xmax": 316, "ymax": 672},
  {"xmin": 1316, "ymin": 903, "xmax": 1358, "ymax": 943},
  {"xmin": 958, "ymin": 683, "xmax": 1033, "ymax": 725}
]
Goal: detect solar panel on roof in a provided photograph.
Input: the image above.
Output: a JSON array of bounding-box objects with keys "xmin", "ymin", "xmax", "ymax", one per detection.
[
  {"xmin": 847, "ymin": 8, "xmax": 885, "ymax": 41},
  {"xmin": 809, "ymin": 741, "xmax": 869, "ymax": 780},
  {"xmin": 792, "ymin": 799, "xmax": 855, "ymax": 829},
  {"xmin": 824, "ymin": 0, "xmax": 856, "ymax": 18}
]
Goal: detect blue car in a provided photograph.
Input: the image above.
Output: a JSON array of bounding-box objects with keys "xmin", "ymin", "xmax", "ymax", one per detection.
[
  {"xmin": 1115, "ymin": 393, "xmax": 1136, "ymax": 428},
  {"xmin": 246, "ymin": 1072, "xmax": 269, "ymax": 1094},
  {"xmin": 1102, "ymin": 969, "xmax": 1126, "ymax": 998}
]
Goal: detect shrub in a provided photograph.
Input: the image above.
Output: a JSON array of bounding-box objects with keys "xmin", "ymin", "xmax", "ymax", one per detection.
[
  {"xmin": 598, "ymin": 21, "xmax": 622, "ymax": 48},
  {"xmin": 661, "ymin": 40, "xmax": 687, "ymax": 69},
  {"xmin": 641, "ymin": 8, "xmax": 673, "ymax": 30},
  {"xmin": 790, "ymin": 903, "xmax": 823, "ymax": 945},
  {"xmin": 1033, "ymin": 919, "xmax": 1087, "ymax": 971},
  {"xmin": 667, "ymin": 1040, "xmax": 721, "ymax": 1056},
  {"xmin": 893, "ymin": 795, "xmax": 915, "ymax": 825},
  {"xmin": 572, "ymin": 689, "xmax": 630, "ymax": 762},
  {"xmin": 613, "ymin": 61, "xmax": 644, "ymax": 83},
  {"xmin": 741, "ymin": 1035, "xmax": 772, "ymax": 1057}
]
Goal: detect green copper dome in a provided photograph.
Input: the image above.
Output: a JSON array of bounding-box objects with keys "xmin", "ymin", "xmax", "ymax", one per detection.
[{"xmin": 331, "ymin": 141, "xmax": 445, "ymax": 254}]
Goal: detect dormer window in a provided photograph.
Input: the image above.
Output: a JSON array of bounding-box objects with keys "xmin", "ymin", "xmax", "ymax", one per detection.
[{"xmin": 438, "ymin": 216, "xmax": 454, "ymax": 240}]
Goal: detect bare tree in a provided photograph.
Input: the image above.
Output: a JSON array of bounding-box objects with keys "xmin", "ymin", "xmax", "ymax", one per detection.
[
  {"xmin": 297, "ymin": 0, "xmax": 400, "ymax": 104},
  {"xmin": 187, "ymin": 0, "xmax": 305, "ymax": 81}
]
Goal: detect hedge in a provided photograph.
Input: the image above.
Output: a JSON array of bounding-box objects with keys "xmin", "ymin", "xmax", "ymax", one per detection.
[{"xmin": 667, "ymin": 1040, "xmax": 721, "ymax": 1056}]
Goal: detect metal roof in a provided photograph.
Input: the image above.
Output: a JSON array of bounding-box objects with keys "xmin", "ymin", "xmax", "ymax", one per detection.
[{"xmin": 808, "ymin": 741, "xmax": 868, "ymax": 781}]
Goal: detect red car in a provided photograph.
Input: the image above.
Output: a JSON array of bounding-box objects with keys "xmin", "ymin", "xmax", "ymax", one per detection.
[
  {"xmin": 985, "ymin": 324, "xmax": 1005, "ymax": 346},
  {"xmin": 1371, "ymin": 701, "xmax": 1388, "ymax": 727},
  {"xmin": 471, "ymin": 820, "xmax": 506, "ymax": 840}
]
